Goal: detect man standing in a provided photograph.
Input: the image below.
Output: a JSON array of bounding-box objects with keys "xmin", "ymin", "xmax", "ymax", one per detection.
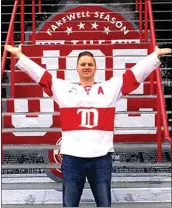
[{"xmin": 4, "ymin": 44, "xmax": 172, "ymax": 207}]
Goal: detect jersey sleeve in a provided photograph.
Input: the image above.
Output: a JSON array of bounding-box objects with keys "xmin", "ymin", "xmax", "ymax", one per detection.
[
  {"xmin": 121, "ymin": 51, "xmax": 161, "ymax": 95},
  {"xmin": 15, "ymin": 54, "xmax": 64, "ymax": 99}
]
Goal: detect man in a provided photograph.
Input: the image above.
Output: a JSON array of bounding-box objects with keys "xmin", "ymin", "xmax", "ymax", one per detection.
[{"xmin": 4, "ymin": 44, "xmax": 172, "ymax": 207}]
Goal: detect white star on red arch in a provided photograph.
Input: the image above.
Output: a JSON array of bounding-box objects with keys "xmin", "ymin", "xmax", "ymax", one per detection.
[
  {"xmin": 91, "ymin": 22, "xmax": 99, "ymax": 30},
  {"xmin": 103, "ymin": 26, "xmax": 111, "ymax": 35},
  {"xmin": 65, "ymin": 27, "xmax": 73, "ymax": 35},
  {"xmin": 78, "ymin": 22, "xmax": 85, "ymax": 30}
]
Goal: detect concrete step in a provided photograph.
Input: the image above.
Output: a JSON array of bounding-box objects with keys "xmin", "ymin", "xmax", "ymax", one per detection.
[
  {"xmin": 2, "ymin": 149, "xmax": 171, "ymax": 174},
  {"xmin": 1, "ymin": 84, "xmax": 159, "ymax": 97},
  {"xmin": 2, "ymin": 96, "xmax": 159, "ymax": 113},
  {"xmin": 2, "ymin": 144, "xmax": 171, "ymax": 205},
  {"xmin": 2, "ymin": 187, "xmax": 171, "ymax": 207},
  {"xmin": 2, "ymin": 203, "xmax": 171, "ymax": 208},
  {"xmin": 2, "ymin": 175, "xmax": 171, "ymax": 189},
  {"xmin": 2, "ymin": 126, "xmax": 172, "ymax": 132},
  {"xmin": 2, "ymin": 142, "xmax": 171, "ymax": 151}
]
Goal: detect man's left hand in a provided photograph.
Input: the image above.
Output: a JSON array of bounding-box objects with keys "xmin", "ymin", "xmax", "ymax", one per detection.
[{"xmin": 155, "ymin": 46, "xmax": 172, "ymax": 56}]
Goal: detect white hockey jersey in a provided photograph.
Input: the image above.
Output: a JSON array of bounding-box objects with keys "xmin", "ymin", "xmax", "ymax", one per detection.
[{"xmin": 16, "ymin": 52, "xmax": 161, "ymax": 157}]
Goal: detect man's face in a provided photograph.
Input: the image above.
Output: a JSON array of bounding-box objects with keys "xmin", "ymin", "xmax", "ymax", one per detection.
[{"xmin": 76, "ymin": 55, "xmax": 96, "ymax": 79}]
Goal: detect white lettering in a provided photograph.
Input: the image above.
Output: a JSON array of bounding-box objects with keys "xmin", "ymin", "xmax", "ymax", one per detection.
[
  {"xmin": 46, "ymin": 29, "xmax": 52, "ymax": 36},
  {"xmin": 104, "ymin": 14, "xmax": 110, "ymax": 21},
  {"xmin": 110, "ymin": 17, "xmax": 117, "ymax": 24},
  {"xmin": 94, "ymin": 11, "xmax": 99, "ymax": 18},
  {"xmin": 99, "ymin": 12, "xmax": 105, "ymax": 19},
  {"xmin": 42, "ymin": 50, "xmax": 60, "ymax": 70},
  {"xmin": 113, "ymin": 49, "xmax": 155, "ymax": 134},
  {"xmin": 71, "ymin": 40, "xmax": 79, "ymax": 44},
  {"xmin": 12, "ymin": 50, "xmax": 60, "ymax": 136},
  {"xmin": 36, "ymin": 39, "xmax": 140, "ymax": 45},
  {"xmin": 55, "ymin": 20, "xmax": 63, "ymax": 27},
  {"xmin": 12, "ymin": 101, "xmax": 53, "ymax": 136},
  {"xmin": 66, "ymin": 13, "xmax": 76, "ymax": 21},
  {"xmin": 77, "ymin": 109, "xmax": 99, "ymax": 128},
  {"xmin": 46, "ymin": 10, "xmax": 130, "ymax": 36},
  {"xmin": 116, "ymin": 21, "xmax": 123, "ymax": 28},
  {"xmin": 76, "ymin": 12, "xmax": 81, "ymax": 18},
  {"xmin": 81, "ymin": 11, "xmax": 86, "ymax": 17},
  {"xmin": 52, "ymin": 24, "xmax": 58, "ymax": 31},
  {"xmin": 62, "ymin": 17, "xmax": 67, "ymax": 23},
  {"xmin": 121, "ymin": 26, "xmax": 130, "ymax": 35},
  {"xmin": 98, "ymin": 40, "xmax": 106, "ymax": 44},
  {"xmin": 86, "ymin": 11, "xmax": 90, "ymax": 17}
]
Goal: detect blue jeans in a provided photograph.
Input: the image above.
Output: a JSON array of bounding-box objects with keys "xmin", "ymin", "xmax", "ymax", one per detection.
[{"xmin": 61, "ymin": 153, "xmax": 112, "ymax": 207}]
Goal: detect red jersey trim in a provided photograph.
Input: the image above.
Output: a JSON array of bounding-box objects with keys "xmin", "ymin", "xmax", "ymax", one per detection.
[
  {"xmin": 122, "ymin": 70, "xmax": 140, "ymax": 95},
  {"xmin": 60, "ymin": 107, "xmax": 115, "ymax": 131},
  {"xmin": 39, "ymin": 71, "xmax": 53, "ymax": 97}
]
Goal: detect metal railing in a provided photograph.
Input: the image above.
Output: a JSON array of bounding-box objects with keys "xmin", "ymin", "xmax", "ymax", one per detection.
[
  {"xmin": 136, "ymin": 0, "xmax": 171, "ymax": 161},
  {"xmin": 1, "ymin": 0, "xmax": 18, "ymax": 80}
]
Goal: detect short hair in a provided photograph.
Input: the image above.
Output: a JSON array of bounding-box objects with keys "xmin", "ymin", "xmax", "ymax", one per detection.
[{"xmin": 77, "ymin": 51, "xmax": 96, "ymax": 65}]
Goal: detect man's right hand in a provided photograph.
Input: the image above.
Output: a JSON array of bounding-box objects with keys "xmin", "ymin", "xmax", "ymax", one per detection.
[{"xmin": 4, "ymin": 44, "xmax": 22, "ymax": 58}]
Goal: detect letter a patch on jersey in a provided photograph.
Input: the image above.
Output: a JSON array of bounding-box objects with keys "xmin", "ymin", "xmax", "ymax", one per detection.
[{"xmin": 98, "ymin": 86, "xmax": 104, "ymax": 94}]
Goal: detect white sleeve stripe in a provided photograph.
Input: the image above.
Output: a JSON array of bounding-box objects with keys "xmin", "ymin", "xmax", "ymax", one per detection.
[
  {"xmin": 131, "ymin": 52, "xmax": 161, "ymax": 83},
  {"xmin": 15, "ymin": 54, "xmax": 46, "ymax": 83}
]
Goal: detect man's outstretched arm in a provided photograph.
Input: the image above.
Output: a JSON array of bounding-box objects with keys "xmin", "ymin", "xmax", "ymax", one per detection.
[
  {"xmin": 5, "ymin": 44, "xmax": 22, "ymax": 58},
  {"xmin": 121, "ymin": 46, "xmax": 172, "ymax": 95},
  {"xmin": 4, "ymin": 44, "xmax": 57, "ymax": 97},
  {"xmin": 155, "ymin": 46, "xmax": 172, "ymax": 57}
]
